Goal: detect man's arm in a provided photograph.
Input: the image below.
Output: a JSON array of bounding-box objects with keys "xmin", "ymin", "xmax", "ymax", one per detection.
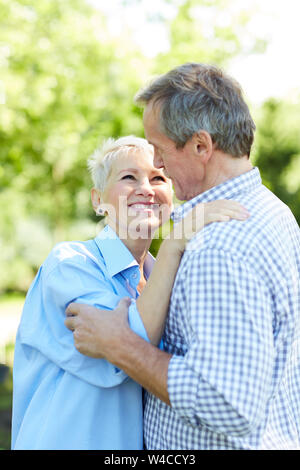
[
  {"xmin": 166, "ymin": 247, "xmax": 275, "ymax": 435},
  {"xmin": 65, "ymin": 299, "xmax": 172, "ymax": 404},
  {"xmin": 66, "ymin": 246, "xmax": 274, "ymax": 436},
  {"xmin": 110, "ymin": 328, "xmax": 171, "ymax": 405}
]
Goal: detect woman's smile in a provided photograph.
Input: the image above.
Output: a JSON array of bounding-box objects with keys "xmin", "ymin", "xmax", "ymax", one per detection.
[
  {"xmin": 100, "ymin": 149, "xmax": 173, "ymax": 237},
  {"xmin": 128, "ymin": 202, "xmax": 158, "ymax": 212}
]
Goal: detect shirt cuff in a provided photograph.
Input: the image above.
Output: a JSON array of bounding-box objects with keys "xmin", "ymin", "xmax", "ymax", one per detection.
[
  {"xmin": 127, "ymin": 300, "xmax": 164, "ymax": 350},
  {"xmin": 127, "ymin": 300, "xmax": 150, "ymax": 342},
  {"xmin": 112, "ymin": 300, "xmax": 150, "ymax": 375}
]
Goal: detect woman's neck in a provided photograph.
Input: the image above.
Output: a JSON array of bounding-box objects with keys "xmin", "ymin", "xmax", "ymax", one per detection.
[
  {"xmin": 121, "ymin": 236, "xmax": 152, "ymax": 267},
  {"xmin": 107, "ymin": 222, "xmax": 152, "ymax": 268}
]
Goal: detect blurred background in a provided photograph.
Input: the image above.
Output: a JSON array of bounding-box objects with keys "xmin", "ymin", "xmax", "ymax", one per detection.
[{"xmin": 0, "ymin": 0, "xmax": 300, "ymax": 449}]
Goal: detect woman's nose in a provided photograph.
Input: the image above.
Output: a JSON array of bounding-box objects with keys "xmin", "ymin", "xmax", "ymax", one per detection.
[{"xmin": 135, "ymin": 179, "xmax": 155, "ymax": 196}]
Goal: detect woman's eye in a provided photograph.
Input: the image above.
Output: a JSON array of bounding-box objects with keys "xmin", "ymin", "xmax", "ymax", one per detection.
[{"xmin": 121, "ymin": 174, "xmax": 135, "ymax": 180}]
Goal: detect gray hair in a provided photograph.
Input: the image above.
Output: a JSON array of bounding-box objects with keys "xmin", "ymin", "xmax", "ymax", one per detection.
[
  {"xmin": 88, "ymin": 135, "xmax": 154, "ymax": 191},
  {"xmin": 135, "ymin": 62, "xmax": 256, "ymax": 157}
]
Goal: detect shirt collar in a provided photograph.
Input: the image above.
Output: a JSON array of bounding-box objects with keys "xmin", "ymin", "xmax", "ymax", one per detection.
[
  {"xmin": 172, "ymin": 167, "xmax": 262, "ymax": 223},
  {"xmin": 94, "ymin": 224, "xmax": 155, "ymax": 278}
]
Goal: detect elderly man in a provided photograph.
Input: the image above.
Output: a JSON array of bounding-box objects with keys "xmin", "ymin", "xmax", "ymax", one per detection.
[{"xmin": 66, "ymin": 63, "xmax": 300, "ymax": 450}]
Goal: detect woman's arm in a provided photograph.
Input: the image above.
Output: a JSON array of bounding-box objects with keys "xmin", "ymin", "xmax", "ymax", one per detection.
[
  {"xmin": 136, "ymin": 200, "xmax": 249, "ymax": 345},
  {"xmin": 136, "ymin": 239, "xmax": 181, "ymax": 345}
]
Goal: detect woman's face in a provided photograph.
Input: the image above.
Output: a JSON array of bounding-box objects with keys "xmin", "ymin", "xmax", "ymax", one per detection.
[{"xmin": 99, "ymin": 148, "xmax": 173, "ymax": 239}]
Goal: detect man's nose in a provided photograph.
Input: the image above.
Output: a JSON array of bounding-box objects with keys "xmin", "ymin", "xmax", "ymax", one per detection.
[{"xmin": 153, "ymin": 149, "xmax": 164, "ymax": 169}]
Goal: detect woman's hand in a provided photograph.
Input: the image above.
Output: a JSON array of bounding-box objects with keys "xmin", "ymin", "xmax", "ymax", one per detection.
[{"xmin": 167, "ymin": 199, "xmax": 250, "ymax": 254}]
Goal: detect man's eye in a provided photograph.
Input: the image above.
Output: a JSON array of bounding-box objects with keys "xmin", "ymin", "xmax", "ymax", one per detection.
[{"xmin": 152, "ymin": 176, "xmax": 166, "ymax": 182}]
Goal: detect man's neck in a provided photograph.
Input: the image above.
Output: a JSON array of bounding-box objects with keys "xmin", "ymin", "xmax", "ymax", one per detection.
[{"xmin": 199, "ymin": 153, "xmax": 254, "ymax": 196}]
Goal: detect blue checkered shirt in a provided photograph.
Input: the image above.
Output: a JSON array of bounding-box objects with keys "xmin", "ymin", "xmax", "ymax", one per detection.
[{"xmin": 144, "ymin": 167, "xmax": 300, "ymax": 449}]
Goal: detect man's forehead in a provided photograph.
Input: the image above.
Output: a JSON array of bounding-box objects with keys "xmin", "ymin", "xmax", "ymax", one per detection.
[
  {"xmin": 143, "ymin": 107, "xmax": 162, "ymax": 145},
  {"xmin": 143, "ymin": 100, "xmax": 161, "ymax": 122}
]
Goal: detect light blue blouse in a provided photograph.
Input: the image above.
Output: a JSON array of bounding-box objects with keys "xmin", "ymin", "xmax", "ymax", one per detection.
[{"xmin": 11, "ymin": 225, "xmax": 154, "ymax": 450}]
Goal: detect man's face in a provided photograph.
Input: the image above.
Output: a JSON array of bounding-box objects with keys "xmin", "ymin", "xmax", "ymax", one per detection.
[{"xmin": 143, "ymin": 102, "xmax": 205, "ymax": 201}]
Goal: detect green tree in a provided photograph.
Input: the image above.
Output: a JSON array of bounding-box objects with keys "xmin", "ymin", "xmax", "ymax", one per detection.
[
  {"xmin": 1, "ymin": 0, "xmax": 296, "ymax": 294},
  {"xmin": 153, "ymin": 0, "xmax": 267, "ymax": 72},
  {"xmin": 253, "ymin": 99, "xmax": 300, "ymax": 225},
  {"xmin": 0, "ymin": 0, "xmax": 148, "ymax": 292}
]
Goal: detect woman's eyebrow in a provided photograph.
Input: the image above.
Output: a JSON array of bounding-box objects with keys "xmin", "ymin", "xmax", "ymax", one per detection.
[
  {"xmin": 118, "ymin": 168, "xmax": 139, "ymax": 175},
  {"xmin": 118, "ymin": 168, "xmax": 163, "ymax": 177}
]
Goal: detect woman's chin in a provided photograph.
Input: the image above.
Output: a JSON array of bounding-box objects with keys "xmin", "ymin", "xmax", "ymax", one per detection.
[
  {"xmin": 125, "ymin": 218, "xmax": 160, "ymax": 240},
  {"xmin": 114, "ymin": 213, "xmax": 169, "ymax": 240}
]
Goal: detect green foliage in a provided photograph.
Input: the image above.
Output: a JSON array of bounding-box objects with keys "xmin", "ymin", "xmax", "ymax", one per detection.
[
  {"xmin": 254, "ymin": 99, "xmax": 300, "ymax": 224},
  {"xmin": 153, "ymin": 0, "xmax": 267, "ymax": 72},
  {"xmin": 0, "ymin": 0, "xmax": 299, "ymax": 293},
  {"xmin": 0, "ymin": 0, "xmax": 148, "ymax": 291},
  {"xmin": 0, "ymin": 366, "xmax": 13, "ymax": 450}
]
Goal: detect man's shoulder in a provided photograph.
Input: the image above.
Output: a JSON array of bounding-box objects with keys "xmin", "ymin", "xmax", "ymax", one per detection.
[{"xmin": 186, "ymin": 184, "xmax": 297, "ymax": 259}]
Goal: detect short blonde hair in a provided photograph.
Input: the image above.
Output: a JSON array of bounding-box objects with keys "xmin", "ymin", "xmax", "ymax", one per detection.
[{"xmin": 88, "ymin": 135, "xmax": 154, "ymax": 191}]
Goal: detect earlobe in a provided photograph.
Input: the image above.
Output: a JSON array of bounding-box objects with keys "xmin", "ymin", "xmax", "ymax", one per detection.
[
  {"xmin": 95, "ymin": 206, "xmax": 106, "ymax": 216},
  {"xmin": 193, "ymin": 131, "xmax": 213, "ymax": 163},
  {"xmin": 91, "ymin": 188, "xmax": 101, "ymax": 213}
]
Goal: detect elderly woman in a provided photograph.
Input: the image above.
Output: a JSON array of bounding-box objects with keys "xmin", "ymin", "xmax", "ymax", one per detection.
[{"xmin": 11, "ymin": 136, "xmax": 248, "ymax": 450}]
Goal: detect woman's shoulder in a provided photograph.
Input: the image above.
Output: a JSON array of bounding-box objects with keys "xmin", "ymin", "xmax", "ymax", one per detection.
[{"xmin": 42, "ymin": 239, "xmax": 104, "ymax": 277}]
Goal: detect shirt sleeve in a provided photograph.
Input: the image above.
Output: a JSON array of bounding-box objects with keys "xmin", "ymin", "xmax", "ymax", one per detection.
[
  {"xmin": 20, "ymin": 247, "xmax": 149, "ymax": 388},
  {"xmin": 167, "ymin": 248, "xmax": 275, "ymax": 436}
]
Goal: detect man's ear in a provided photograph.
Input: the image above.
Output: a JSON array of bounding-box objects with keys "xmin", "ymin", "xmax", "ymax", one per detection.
[
  {"xmin": 190, "ymin": 130, "xmax": 213, "ymax": 164},
  {"xmin": 91, "ymin": 188, "xmax": 101, "ymax": 213}
]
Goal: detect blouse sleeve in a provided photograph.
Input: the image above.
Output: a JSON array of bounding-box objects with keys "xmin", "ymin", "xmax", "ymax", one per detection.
[{"xmin": 20, "ymin": 247, "xmax": 149, "ymax": 388}]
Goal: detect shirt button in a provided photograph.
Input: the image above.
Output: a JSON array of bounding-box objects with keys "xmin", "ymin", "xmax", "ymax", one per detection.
[{"xmin": 132, "ymin": 273, "xmax": 138, "ymax": 279}]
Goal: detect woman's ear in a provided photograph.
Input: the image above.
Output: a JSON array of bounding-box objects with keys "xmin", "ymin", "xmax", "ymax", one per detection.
[{"xmin": 91, "ymin": 188, "xmax": 102, "ymax": 214}]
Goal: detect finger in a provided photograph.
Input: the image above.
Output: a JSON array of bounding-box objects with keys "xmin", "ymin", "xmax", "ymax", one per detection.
[
  {"xmin": 220, "ymin": 201, "xmax": 250, "ymax": 215},
  {"xmin": 227, "ymin": 205, "xmax": 250, "ymax": 217},
  {"xmin": 205, "ymin": 212, "xmax": 246, "ymax": 223},
  {"xmin": 116, "ymin": 297, "xmax": 132, "ymax": 311},
  {"xmin": 66, "ymin": 302, "xmax": 79, "ymax": 317},
  {"xmin": 196, "ymin": 201, "xmax": 249, "ymax": 221},
  {"xmin": 218, "ymin": 199, "xmax": 245, "ymax": 207},
  {"xmin": 204, "ymin": 203, "xmax": 250, "ymax": 219},
  {"xmin": 64, "ymin": 316, "xmax": 76, "ymax": 332},
  {"xmin": 216, "ymin": 208, "xmax": 250, "ymax": 220},
  {"xmin": 207, "ymin": 200, "xmax": 249, "ymax": 212},
  {"xmin": 201, "ymin": 212, "xmax": 226, "ymax": 224}
]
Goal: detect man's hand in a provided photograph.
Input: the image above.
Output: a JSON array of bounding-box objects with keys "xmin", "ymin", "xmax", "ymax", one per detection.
[
  {"xmin": 65, "ymin": 297, "xmax": 171, "ymax": 405},
  {"xmin": 65, "ymin": 297, "xmax": 132, "ymax": 359}
]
